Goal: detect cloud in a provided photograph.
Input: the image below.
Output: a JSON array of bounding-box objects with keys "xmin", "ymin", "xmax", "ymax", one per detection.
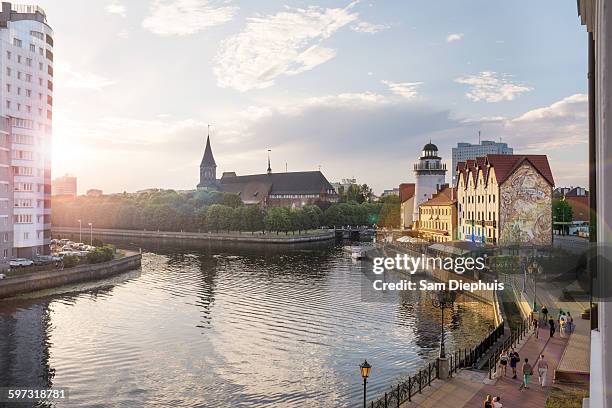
[
  {"xmin": 446, "ymin": 33, "xmax": 463, "ymax": 43},
  {"xmin": 142, "ymin": 0, "xmax": 238, "ymax": 36},
  {"xmin": 506, "ymin": 94, "xmax": 587, "ymax": 150},
  {"xmin": 214, "ymin": 4, "xmax": 359, "ymax": 92},
  {"xmin": 55, "ymin": 63, "xmax": 115, "ymax": 91},
  {"xmin": 455, "ymin": 71, "xmax": 533, "ymax": 102},
  {"xmin": 351, "ymin": 21, "xmax": 390, "ymax": 34},
  {"xmin": 106, "ymin": 0, "xmax": 126, "ymax": 17},
  {"xmin": 381, "ymin": 80, "xmax": 423, "ymax": 99}
]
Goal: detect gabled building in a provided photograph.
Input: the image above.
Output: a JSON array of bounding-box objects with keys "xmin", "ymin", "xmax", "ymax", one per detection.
[
  {"xmin": 197, "ymin": 136, "xmax": 338, "ymax": 207},
  {"xmin": 456, "ymin": 154, "xmax": 554, "ymax": 246},
  {"xmin": 415, "ymin": 186, "xmax": 457, "ymax": 242}
]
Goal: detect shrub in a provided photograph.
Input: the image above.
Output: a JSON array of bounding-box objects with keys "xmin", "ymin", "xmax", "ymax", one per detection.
[
  {"xmin": 62, "ymin": 255, "xmax": 80, "ymax": 268},
  {"xmin": 86, "ymin": 244, "xmax": 115, "ymax": 264}
]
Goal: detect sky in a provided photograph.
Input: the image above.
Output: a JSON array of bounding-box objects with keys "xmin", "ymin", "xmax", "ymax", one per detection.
[{"xmin": 42, "ymin": 0, "xmax": 589, "ymax": 194}]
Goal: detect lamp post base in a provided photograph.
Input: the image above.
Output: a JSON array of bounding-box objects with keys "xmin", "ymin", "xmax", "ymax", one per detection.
[{"xmin": 437, "ymin": 357, "xmax": 450, "ymax": 380}]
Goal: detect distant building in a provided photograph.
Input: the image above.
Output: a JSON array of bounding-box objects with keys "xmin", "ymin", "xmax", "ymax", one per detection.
[
  {"xmin": 554, "ymin": 187, "xmax": 589, "ymax": 236},
  {"xmin": 197, "ymin": 136, "xmax": 338, "ymax": 207},
  {"xmin": 331, "ymin": 178, "xmax": 357, "ymax": 194},
  {"xmin": 381, "ymin": 188, "xmax": 400, "ymax": 197},
  {"xmin": 52, "ymin": 174, "xmax": 76, "ymax": 197},
  {"xmin": 415, "ymin": 186, "xmax": 457, "ymax": 242},
  {"xmin": 452, "ymin": 140, "xmax": 513, "ymax": 183},
  {"xmin": 456, "ymin": 154, "xmax": 554, "ymax": 246},
  {"xmin": 86, "ymin": 189, "xmax": 103, "ymax": 197},
  {"xmin": 413, "ymin": 142, "xmax": 447, "ymax": 222},
  {"xmin": 399, "ymin": 183, "xmax": 415, "ymax": 229}
]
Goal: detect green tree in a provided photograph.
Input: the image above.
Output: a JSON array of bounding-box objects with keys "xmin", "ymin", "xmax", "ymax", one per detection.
[{"xmin": 553, "ymin": 199, "xmax": 573, "ymax": 235}]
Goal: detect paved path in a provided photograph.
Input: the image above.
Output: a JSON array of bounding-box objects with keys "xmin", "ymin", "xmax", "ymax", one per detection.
[
  {"xmin": 399, "ymin": 326, "xmax": 568, "ymax": 407},
  {"xmin": 465, "ymin": 326, "xmax": 567, "ymax": 407}
]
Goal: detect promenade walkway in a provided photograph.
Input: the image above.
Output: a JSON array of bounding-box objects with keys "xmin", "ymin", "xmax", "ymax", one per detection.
[{"xmin": 399, "ymin": 326, "xmax": 568, "ymax": 407}]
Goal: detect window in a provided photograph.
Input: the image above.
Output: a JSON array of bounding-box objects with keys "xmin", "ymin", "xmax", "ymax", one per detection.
[
  {"xmin": 5, "ymin": 84, "xmax": 10, "ymax": 93},
  {"xmin": 12, "ymin": 134, "xmax": 33, "ymax": 144},
  {"xmin": 30, "ymin": 31, "xmax": 44, "ymax": 40},
  {"xmin": 29, "ymin": 43, "xmax": 36, "ymax": 52},
  {"xmin": 38, "ymin": 78, "xmax": 42, "ymax": 86},
  {"xmin": 38, "ymin": 47, "xmax": 43, "ymax": 56},
  {"xmin": 17, "ymin": 87, "xmax": 21, "ymax": 95},
  {"xmin": 14, "ymin": 214, "xmax": 33, "ymax": 224},
  {"xmin": 26, "ymin": 105, "xmax": 31, "ymax": 113},
  {"xmin": 13, "ymin": 38, "xmax": 22, "ymax": 47},
  {"xmin": 26, "ymin": 58, "xmax": 31, "ymax": 67},
  {"xmin": 23, "ymin": 232, "xmax": 29, "ymax": 240},
  {"xmin": 16, "ymin": 103, "xmax": 20, "ymax": 111},
  {"xmin": 38, "ymin": 108, "xmax": 42, "ymax": 116},
  {"xmin": 17, "ymin": 55, "xmax": 21, "ymax": 63},
  {"xmin": 38, "ymin": 62, "xmax": 43, "ymax": 71},
  {"xmin": 17, "ymin": 72, "xmax": 21, "ymax": 80},
  {"xmin": 6, "ymin": 51, "xmax": 10, "ymax": 60},
  {"xmin": 26, "ymin": 89, "xmax": 31, "ymax": 97},
  {"xmin": 6, "ymin": 67, "xmax": 10, "ymax": 76},
  {"xmin": 25, "ymin": 74, "xmax": 31, "ymax": 82},
  {"xmin": 5, "ymin": 100, "xmax": 10, "ymax": 109}
]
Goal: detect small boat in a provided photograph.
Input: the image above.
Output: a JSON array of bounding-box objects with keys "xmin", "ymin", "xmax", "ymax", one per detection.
[{"xmin": 343, "ymin": 245, "xmax": 365, "ymax": 259}]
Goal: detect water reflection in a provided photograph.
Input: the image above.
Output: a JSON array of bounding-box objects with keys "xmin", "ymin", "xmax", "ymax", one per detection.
[{"xmin": 0, "ymin": 241, "xmax": 495, "ymax": 407}]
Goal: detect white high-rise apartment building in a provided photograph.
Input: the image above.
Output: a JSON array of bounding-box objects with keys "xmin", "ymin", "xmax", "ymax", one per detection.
[
  {"xmin": 0, "ymin": 3, "xmax": 53, "ymax": 259},
  {"xmin": 451, "ymin": 140, "xmax": 513, "ymax": 184}
]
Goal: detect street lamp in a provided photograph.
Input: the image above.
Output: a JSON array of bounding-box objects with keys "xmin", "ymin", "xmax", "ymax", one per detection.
[
  {"xmin": 359, "ymin": 360, "xmax": 371, "ymax": 408},
  {"xmin": 77, "ymin": 219, "xmax": 82, "ymax": 242},
  {"xmin": 527, "ymin": 258, "xmax": 543, "ymax": 311},
  {"xmin": 430, "ymin": 289, "xmax": 457, "ymax": 359},
  {"xmin": 88, "ymin": 222, "xmax": 93, "ymax": 246}
]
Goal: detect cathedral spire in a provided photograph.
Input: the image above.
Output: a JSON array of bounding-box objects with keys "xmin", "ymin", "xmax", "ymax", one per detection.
[
  {"xmin": 198, "ymin": 126, "xmax": 217, "ymax": 189},
  {"xmin": 267, "ymin": 149, "xmax": 272, "ymax": 175}
]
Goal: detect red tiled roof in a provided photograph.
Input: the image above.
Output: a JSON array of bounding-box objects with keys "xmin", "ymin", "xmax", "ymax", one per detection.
[
  {"xmin": 399, "ymin": 183, "xmax": 415, "ymax": 203},
  {"xmin": 565, "ymin": 196, "xmax": 589, "ymax": 222},
  {"xmin": 456, "ymin": 154, "xmax": 555, "ymax": 189},
  {"xmin": 420, "ymin": 186, "xmax": 456, "ymax": 206}
]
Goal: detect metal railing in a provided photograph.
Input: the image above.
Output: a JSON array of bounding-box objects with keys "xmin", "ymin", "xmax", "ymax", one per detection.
[
  {"xmin": 487, "ymin": 318, "xmax": 531, "ymax": 379},
  {"xmin": 368, "ymin": 321, "xmax": 505, "ymax": 407}
]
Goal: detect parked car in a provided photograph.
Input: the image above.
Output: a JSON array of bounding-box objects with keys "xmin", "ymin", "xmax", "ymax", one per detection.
[
  {"xmin": 9, "ymin": 258, "xmax": 34, "ymax": 267},
  {"xmin": 59, "ymin": 239, "xmax": 70, "ymax": 245},
  {"xmin": 0, "ymin": 273, "xmax": 5, "ymax": 279},
  {"xmin": 33, "ymin": 255, "xmax": 58, "ymax": 266},
  {"xmin": 61, "ymin": 245, "xmax": 74, "ymax": 251}
]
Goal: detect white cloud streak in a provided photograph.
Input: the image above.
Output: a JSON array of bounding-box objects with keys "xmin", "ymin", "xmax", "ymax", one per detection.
[
  {"xmin": 351, "ymin": 21, "xmax": 389, "ymax": 34},
  {"xmin": 446, "ymin": 33, "xmax": 463, "ymax": 43},
  {"xmin": 142, "ymin": 0, "xmax": 238, "ymax": 36},
  {"xmin": 381, "ymin": 80, "xmax": 423, "ymax": 99},
  {"xmin": 455, "ymin": 71, "xmax": 533, "ymax": 102},
  {"xmin": 106, "ymin": 0, "xmax": 126, "ymax": 17},
  {"xmin": 214, "ymin": 4, "xmax": 359, "ymax": 92},
  {"xmin": 55, "ymin": 63, "xmax": 115, "ymax": 91}
]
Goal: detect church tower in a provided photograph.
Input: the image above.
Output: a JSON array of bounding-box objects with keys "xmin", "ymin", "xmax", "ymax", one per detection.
[
  {"xmin": 197, "ymin": 135, "xmax": 217, "ymax": 190},
  {"xmin": 413, "ymin": 142, "xmax": 447, "ymax": 221}
]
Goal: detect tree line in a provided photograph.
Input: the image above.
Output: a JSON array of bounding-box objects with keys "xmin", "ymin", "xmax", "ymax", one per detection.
[{"xmin": 51, "ymin": 189, "xmax": 402, "ymax": 234}]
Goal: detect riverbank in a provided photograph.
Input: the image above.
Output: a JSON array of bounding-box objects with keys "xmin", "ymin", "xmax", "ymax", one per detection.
[
  {"xmin": 52, "ymin": 226, "xmax": 336, "ymax": 244},
  {"xmin": 0, "ymin": 253, "xmax": 142, "ymax": 299}
]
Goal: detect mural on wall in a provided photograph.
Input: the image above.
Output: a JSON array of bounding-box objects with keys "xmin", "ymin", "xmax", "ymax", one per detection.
[{"xmin": 499, "ymin": 162, "xmax": 552, "ymax": 246}]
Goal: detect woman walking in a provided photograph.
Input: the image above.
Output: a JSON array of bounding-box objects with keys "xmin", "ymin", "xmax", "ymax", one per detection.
[
  {"xmin": 549, "ymin": 318, "xmax": 556, "ymax": 337},
  {"xmin": 484, "ymin": 395, "xmax": 494, "ymax": 408},
  {"xmin": 522, "ymin": 358, "xmax": 533, "ymax": 389}
]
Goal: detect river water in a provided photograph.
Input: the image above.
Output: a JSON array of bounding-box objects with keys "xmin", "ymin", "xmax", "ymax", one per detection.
[{"xmin": 0, "ymin": 240, "xmax": 495, "ymax": 407}]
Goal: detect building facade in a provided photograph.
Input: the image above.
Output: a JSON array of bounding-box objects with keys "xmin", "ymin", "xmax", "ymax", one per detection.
[
  {"xmin": 451, "ymin": 140, "xmax": 513, "ymax": 183},
  {"xmin": 577, "ymin": 3, "xmax": 612, "ymax": 406},
  {"xmin": 51, "ymin": 174, "xmax": 76, "ymax": 197},
  {"xmin": 415, "ymin": 186, "xmax": 457, "ymax": 242},
  {"xmin": 197, "ymin": 136, "xmax": 338, "ymax": 207},
  {"xmin": 456, "ymin": 155, "xmax": 554, "ymax": 246},
  {"xmin": 0, "ymin": 3, "xmax": 53, "ymax": 258},
  {"xmin": 413, "ymin": 142, "xmax": 447, "ymax": 222},
  {"xmin": 399, "ymin": 183, "xmax": 415, "ymax": 230}
]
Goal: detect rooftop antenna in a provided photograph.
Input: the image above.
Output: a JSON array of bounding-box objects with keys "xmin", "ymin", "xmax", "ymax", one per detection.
[
  {"xmin": 267, "ymin": 149, "xmax": 272, "ymax": 175},
  {"xmin": 478, "ymin": 130, "xmax": 481, "ymax": 144}
]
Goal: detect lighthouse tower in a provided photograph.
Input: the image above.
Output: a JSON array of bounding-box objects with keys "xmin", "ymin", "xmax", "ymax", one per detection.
[{"xmin": 413, "ymin": 142, "xmax": 447, "ymax": 221}]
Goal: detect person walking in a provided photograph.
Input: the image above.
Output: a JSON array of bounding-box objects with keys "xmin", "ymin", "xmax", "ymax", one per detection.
[
  {"xmin": 537, "ymin": 354, "xmax": 549, "ymax": 387},
  {"xmin": 567, "ymin": 311, "xmax": 574, "ymax": 333},
  {"xmin": 560, "ymin": 315, "xmax": 567, "ymax": 338},
  {"xmin": 510, "ymin": 348, "xmax": 520, "ymax": 379},
  {"xmin": 533, "ymin": 316, "xmax": 539, "ymax": 338},
  {"xmin": 521, "ymin": 358, "xmax": 533, "ymax": 389},
  {"xmin": 549, "ymin": 318, "xmax": 556, "ymax": 337},
  {"xmin": 541, "ymin": 306, "xmax": 549, "ymax": 326},
  {"xmin": 484, "ymin": 395, "xmax": 494, "ymax": 408},
  {"xmin": 499, "ymin": 349, "xmax": 509, "ymax": 377},
  {"xmin": 493, "ymin": 396, "xmax": 503, "ymax": 408}
]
